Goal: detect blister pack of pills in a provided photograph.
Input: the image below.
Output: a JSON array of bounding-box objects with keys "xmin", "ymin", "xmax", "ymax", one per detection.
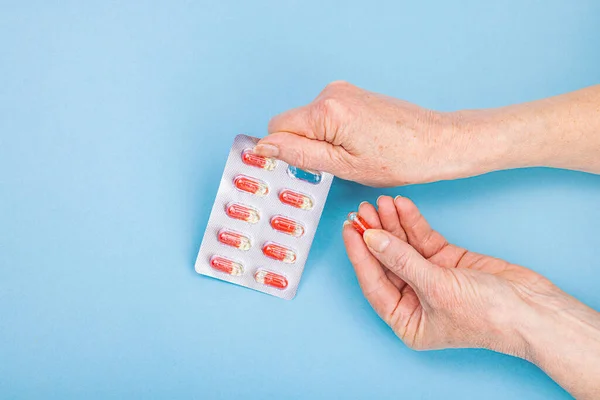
[{"xmin": 194, "ymin": 134, "xmax": 334, "ymax": 300}]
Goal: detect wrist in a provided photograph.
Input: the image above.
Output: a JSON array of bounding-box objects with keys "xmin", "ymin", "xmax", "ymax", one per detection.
[
  {"xmin": 443, "ymin": 107, "xmax": 553, "ymax": 179},
  {"xmin": 481, "ymin": 284, "xmax": 579, "ymax": 361},
  {"xmin": 512, "ymin": 290, "xmax": 600, "ymax": 398},
  {"xmin": 518, "ymin": 291, "xmax": 600, "ymax": 359}
]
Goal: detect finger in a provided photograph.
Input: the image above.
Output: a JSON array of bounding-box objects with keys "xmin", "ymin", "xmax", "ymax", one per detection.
[
  {"xmin": 355, "ymin": 201, "xmax": 407, "ymax": 290},
  {"xmin": 394, "ymin": 196, "xmax": 448, "ymax": 259},
  {"xmin": 428, "ymin": 245, "xmax": 469, "ymax": 269},
  {"xmin": 394, "ymin": 196, "xmax": 468, "ymax": 270},
  {"xmin": 254, "ymin": 131, "xmax": 344, "ymax": 173},
  {"xmin": 343, "ymin": 222, "xmax": 401, "ymax": 322},
  {"xmin": 376, "ymin": 195, "xmax": 407, "ymax": 241},
  {"xmin": 363, "ymin": 198, "xmax": 407, "ymax": 289},
  {"xmin": 363, "ymin": 229, "xmax": 440, "ymax": 292},
  {"xmin": 358, "ymin": 201, "xmax": 382, "ymax": 229},
  {"xmin": 267, "ymin": 105, "xmax": 314, "ymax": 138}
]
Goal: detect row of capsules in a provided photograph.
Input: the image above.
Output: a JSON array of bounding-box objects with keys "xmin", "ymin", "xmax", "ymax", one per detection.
[{"xmin": 209, "ymin": 149, "xmax": 321, "ymax": 291}]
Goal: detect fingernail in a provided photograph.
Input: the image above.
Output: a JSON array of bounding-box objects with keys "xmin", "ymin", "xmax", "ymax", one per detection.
[
  {"xmin": 253, "ymin": 144, "xmax": 279, "ymax": 157},
  {"xmin": 364, "ymin": 230, "xmax": 390, "ymax": 252},
  {"xmin": 376, "ymin": 195, "xmax": 384, "ymax": 205},
  {"xmin": 394, "ymin": 195, "xmax": 403, "ymax": 202},
  {"xmin": 359, "ymin": 201, "xmax": 369, "ymax": 208},
  {"xmin": 343, "ymin": 220, "xmax": 351, "ymax": 228}
]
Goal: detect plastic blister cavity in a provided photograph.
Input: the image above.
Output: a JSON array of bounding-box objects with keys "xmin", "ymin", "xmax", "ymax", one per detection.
[
  {"xmin": 226, "ymin": 202, "xmax": 260, "ymax": 224},
  {"xmin": 218, "ymin": 229, "xmax": 251, "ymax": 251},
  {"xmin": 270, "ymin": 215, "xmax": 305, "ymax": 237},
  {"xmin": 233, "ymin": 174, "xmax": 269, "ymax": 196},
  {"xmin": 262, "ymin": 242, "xmax": 297, "ymax": 264},
  {"xmin": 287, "ymin": 166, "xmax": 322, "ymax": 184},
  {"xmin": 241, "ymin": 149, "xmax": 277, "ymax": 171},
  {"xmin": 255, "ymin": 269, "xmax": 288, "ymax": 289},
  {"xmin": 210, "ymin": 255, "xmax": 244, "ymax": 276},
  {"xmin": 194, "ymin": 134, "xmax": 334, "ymax": 300},
  {"xmin": 279, "ymin": 189, "xmax": 314, "ymax": 210}
]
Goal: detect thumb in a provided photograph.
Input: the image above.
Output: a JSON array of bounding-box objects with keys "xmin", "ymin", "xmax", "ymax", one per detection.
[
  {"xmin": 254, "ymin": 132, "xmax": 339, "ymax": 173},
  {"xmin": 363, "ymin": 229, "xmax": 441, "ymax": 293}
]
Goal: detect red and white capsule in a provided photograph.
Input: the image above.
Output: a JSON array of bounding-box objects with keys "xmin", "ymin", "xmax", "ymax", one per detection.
[
  {"xmin": 233, "ymin": 175, "xmax": 269, "ymax": 196},
  {"xmin": 279, "ymin": 189, "xmax": 314, "ymax": 210},
  {"xmin": 225, "ymin": 202, "xmax": 260, "ymax": 224},
  {"xmin": 347, "ymin": 212, "xmax": 371, "ymax": 235},
  {"xmin": 262, "ymin": 242, "xmax": 297, "ymax": 263},
  {"xmin": 217, "ymin": 229, "xmax": 251, "ymax": 251},
  {"xmin": 254, "ymin": 269, "xmax": 288, "ymax": 290},
  {"xmin": 210, "ymin": 255, "xmax": 244, "ymax": 276},
  {"xmin": 241, "ymin": 149, "xmax": 277, "ymax": 171},
  {"xmin": 270, "ymin": 215, "xmax": 305, "ymax": 237}
]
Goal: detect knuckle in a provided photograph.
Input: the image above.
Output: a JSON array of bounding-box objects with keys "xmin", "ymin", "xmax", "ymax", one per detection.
[
  {"xmin": 290, "ymin": 149, "xmax": 306, "ymax": 169},
  {"xmin": 285, "ymin": 143, "xmax": 309, "ymax": 169},
  {"xmin": 420, "ymin": 229, "xmax": 436, "ymax": 250},
  {"xmin": 326, "ymin": 145, "xmax": 351, "ymax": 169},
  {"xmin": 266, "ymin": 117, "xmax": 278, "ymax": 133},
  {"xmin": 388, "ymin": 248, "xmax": 411, "ymax": 274},
  {"xmin": 326, "ymin": 80, "xmax": 351, "ymax": 89},
  {"xmin": 318, "ymin": 97, "xmax": 346, "ymax": 119}
]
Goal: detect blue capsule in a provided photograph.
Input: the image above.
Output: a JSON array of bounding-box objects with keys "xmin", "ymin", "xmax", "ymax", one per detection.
[{"xmin": 287, "ymin": 166, "xmax": 322, "ymax": 184}]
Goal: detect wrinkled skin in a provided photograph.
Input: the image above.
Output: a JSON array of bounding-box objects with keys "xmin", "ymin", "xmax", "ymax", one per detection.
[
  {"xmin": 256, "ymin": 82, "xmax": 600, "ymax": 399},
  {"xmin": 255, "ymin": 81, "xmax": 466, "ymax": 187},
  {"xmin": 342, "ymin": 196, "xmax": 559, "ymax": 357}
]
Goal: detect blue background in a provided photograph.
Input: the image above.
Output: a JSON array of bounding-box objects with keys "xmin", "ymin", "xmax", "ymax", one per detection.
[{"xmin": 1, "ymin": 1, "xmax": 599, "ymax": 398}]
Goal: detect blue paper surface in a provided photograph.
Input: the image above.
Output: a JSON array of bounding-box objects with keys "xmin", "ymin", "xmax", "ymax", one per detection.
[{"xmin": 1, "ymin": 1, "xmax": 599, "ymax": 398}]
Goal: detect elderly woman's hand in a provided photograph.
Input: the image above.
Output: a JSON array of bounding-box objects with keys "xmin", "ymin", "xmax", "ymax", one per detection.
[
  {"xmin": 256, "ymin": 82, "xmax": 600, "ymax": 186},
  {"xmin": 343, "ymin": 196, "xmax": 556, "ymax": 353},
  {"xmin": 254, "ymin": 81, "xmax": 473, "ymax": 187},
  {"xmin": 342, "ymin": 196, "xmax": 600, "ymax": 399}
]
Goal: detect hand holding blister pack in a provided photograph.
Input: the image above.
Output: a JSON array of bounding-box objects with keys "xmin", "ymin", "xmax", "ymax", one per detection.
[{"xmin": 195, "ymin": 135, "xmax": 334, "ymax": 300}]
